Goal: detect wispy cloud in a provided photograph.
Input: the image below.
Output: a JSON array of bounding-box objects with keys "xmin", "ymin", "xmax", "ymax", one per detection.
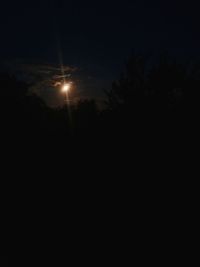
[
  {"xmin": 2, "ymin": 59, "xmax": 106, "ymax": 107},
  {"xmin": 4, "ymin": 60, "xmax": 77, "ymax": 80}
]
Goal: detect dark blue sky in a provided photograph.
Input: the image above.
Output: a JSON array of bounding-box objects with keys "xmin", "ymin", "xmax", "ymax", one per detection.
[{"xmin": 0, "ymin": 0, "xmax": 200, "ymax": 105}]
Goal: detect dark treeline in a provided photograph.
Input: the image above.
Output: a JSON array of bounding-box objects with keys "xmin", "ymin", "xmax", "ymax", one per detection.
[
  {"xmin": 2, "ymin": 52, "xmax": 200, "ymax": 174},
  {"xmin": 6, "ymin": 53, "xmax": 199, "ymax": 267},
  {"xmin": 2, "ymin": 53, "xmax": 200, "ymax": 146},
  {"xmin": 105, "ymin": 54, "xmax": 200, "ymax": 141}
]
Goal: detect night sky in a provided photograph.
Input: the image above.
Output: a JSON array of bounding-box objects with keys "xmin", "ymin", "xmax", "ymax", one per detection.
[{"xmin": 1, "ymin": 0, "xmax": 200, "ymax": 106}]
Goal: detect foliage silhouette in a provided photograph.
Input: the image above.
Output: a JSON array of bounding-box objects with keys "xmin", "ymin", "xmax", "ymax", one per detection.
[
  {"xmin": 6, "ymin": 54, "xmax": 198, "ymax": 267},
  {"xmin": 105, "ymin": 54, "xmax": 200, "ymax": 134},
  {"xmin": 1, "ymin": 53, "xmax": 200, "ymax": 150}
]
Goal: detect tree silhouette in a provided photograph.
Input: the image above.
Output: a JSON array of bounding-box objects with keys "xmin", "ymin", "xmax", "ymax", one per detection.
[
  {"xmin": 106, "ymin": 54, "xmax": 200, "ymax": 118},
  {"xmin": 1, "ymin": 53, "xmax": 200, "ymax": 150},
  {"xmin": 105, "ymin": 54, "xmax": 148, "ymax": 111},
  {"xmin": 0, "ymin": 72, "xmax": 55, "ymax": 141}
]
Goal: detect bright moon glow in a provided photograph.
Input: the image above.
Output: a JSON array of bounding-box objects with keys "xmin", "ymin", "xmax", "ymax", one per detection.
[{"xmin": 62, "ymin": 83, "xmax": 71, "ymax": 93}]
